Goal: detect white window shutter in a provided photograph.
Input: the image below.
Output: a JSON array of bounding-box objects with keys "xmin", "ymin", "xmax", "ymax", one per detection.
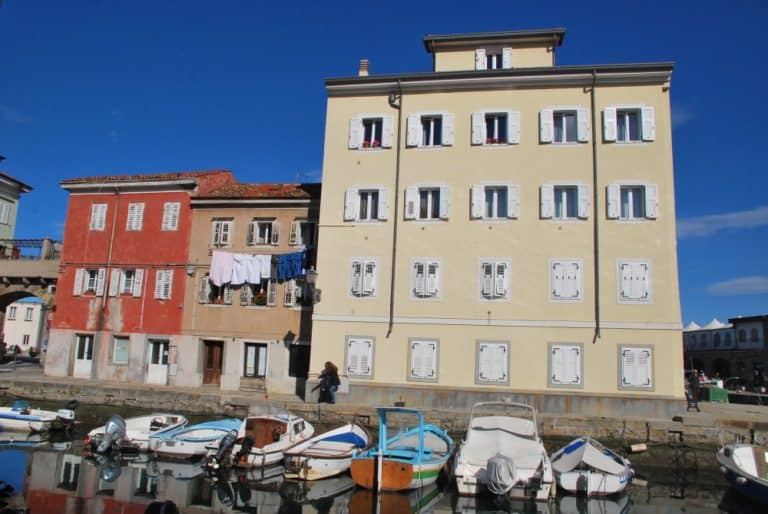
[
  {"xmin": 162, "ymin": 202, "xmax": 180, "ymax": 231},
  {"xmin": 475, "ymin": 49, "xmax": 487, "ymax": 70},
  {"xmin": 413, "ymin": 261, "xmax": 425, "ymax": 297},
  {"xmin": 348, "ymin": 338, "xmax": 372, "ymax": 375},
  {"xmin": 96, "ymin": 268, "xmax": 107, "ymax": 296},
  {"xmin": 606, "ymin": 184, "xmax": 620, "ymax": 219},
  {"xmin": 577, "ymin": 108, "xmax": 590, "ymax": 142},
  {"xmin": 619, "ymin": 263, "xmax": 632, "ymax": 300},
  {"xmin": 164, "ymin": 270, "xmax": 173, "ymax": 299},
  {"xmin": 539, "ymin": 109, "xmax": 554, "ymax": 143},
  {"xmin": 427, "ymin": 262, "xmax": 439, "ymax": 296},
  {"xmin": 377, "ymin": 187, "xmax": 389, "ymax": 220},
  {"xmin": 638, "ymin": 263, "xmax": 650, "ymax": 300},
  {"xmin": 540, "ymin": 184, "xmax": 554, "ymax": 219},
  {"xmin": 644, "ymin": 184, "xmax": 658, "ymax": 219},
  {"xmin": 270, "ymin": 220, "xmax": 280, "ymax": 245},
  {"xmin": 267, "ymin": 279, "xmax": 277, "ymax": 306},
  {"xmin": 109, "ymin": 269, "xmax": 121, "ymax": 297},
  {"xmin": 442, "ymin": 113, "xmax": 454, "ymax": 146},
  {"xmin": 479, "ymin": 342, "xmax": 507, "ymax": 382},
  {"xmin": 470, "ymin": 185, "xmax": 485, "ymax": 219},
  {"xmin": 438, "ymin": 186, "xmax": 450, "ymax": 220},
  {"xmin": 348, "ymin": 116, "xmax": 362, "ymax": 149},
  {"xmin": 551, "ymin": 346, "xmax": 564, "ymax": 383},
  {"xmin": 135, "ymin": 203, "xmax": 144, "ymax": 230},
  {"xmin": 73, "ymin": 268, "xmax": 84, "ymax": 296},
  {"xmin": 363, "ymin": 261, "xmax": 376, "ymax": 295},
  {"xmin": 288, "ymin": 221, "xmax": 298, "ymax": 246},
  {"xmin": 507, "ymin": 184, "xmax": 520, "ymax": 219},
  {"xmin": 344, "ymin": 188, "xmax": 358, "ymax": 221},
  {"xmin": 502, "ymin": 47, "xmax": 512, "ymax": 69},
  {"xmin": 404, "ymin": 187, "xmax": 418, "ymax": 220},
  {"xmin": 566, "ymin": 261, "xmax": 581, "ymax": 299},
  {"xmin": 641, "ymin": 106, "xmax": 656, "ymax": 141},
  {"xmin": 411, "ymin": 340, "xmax": 436, "ymax": 379},
  {"xmin": 283, "ymin": 280, "xmax": 295, "ymax": 306},
  {"xmin": 495, "ymin": 262, "xmax": 508, "ymax": 297},
  {"xmin": 350, "ymin": 261, "xmax": 362, "ymax": 296},
  {"xmin": 126, "ymin": 204, "xmax": 136, "ymax": 230},
  {"xmin": 223, "ymin": 284, "xmax": 234, "ymax": 305},
  {"xmin": 219, "ymin": 222, "xmax": 231, "ymax": 245},
  {"xmin": 381, "ymin": 116, "xmax": 394, "ymax": 148},
  {"xmin": 133, "ymin": 269, "xmax": 144, "ymax": 297},
  {"xmin": 481, "ymin": 262, "xmax": 493, "ymax": 297},
  {"xmin": 552, "ymin": 261, "xmax": 564, "ymax": 298},
  {"xmin": 154, "ymin": 271, "xmax": 164, "ymax": 299},
  {"xmin": 471, "ymin": 112, "xmax": 485, "ymax": 145},
  {"xmin": 577, "ymin": 184, "xmax": 590, "ymax": 219},
  {"xmin": 406, "ymin": 114, "xmax": 420, "ymax": 147},
  {"xmin": 565, "ymin": 347, "xmax": 580, "ymax": 384},
  {"xmin": 603, "ymin": 107, "xmax": 617, "ymax": 142},
  {"xmin": 246, "ymin": 222, "xmax": 255, "ymax": 245},
  {"xmin": 621, "ymin": 349, "xmax": 635, "ymax": 385},
  {"xmin": 507, "ymin": 111, "xmax": 521, "ymax": 144},
  {"xmin": 638, "ymin": 349, "xmax": 652, "ymax": 386}
]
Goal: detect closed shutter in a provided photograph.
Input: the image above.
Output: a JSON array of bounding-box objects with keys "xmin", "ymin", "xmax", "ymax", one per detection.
[
  {"xmin": 438, "ymin": 186, "xmax": 450, "ymax": 219},
  {"xmin": 347, "ymin": 338, "xmax": 373, "ymax": 376},
  {"xmin": 162, "ymin": 202, "xmax": 180, "ymax": 230},
  {"xmin": 109, "ymin": 269, "xmax": 121, "ymax": 297},
  {"xmin": 507, "ymin": 111, "xmax": 521, "ymax": 144},
  {"xmin": 470, "ymin": 185, "xmax": 484, "ymax": 219},
  {"xmin": 289, "ymin": 221, "xmax": 298, "ymax": 246},
  {"xmin": 154, "ymin": 270, "xmax": 165, "ymax": 299},
  {"xmin": 495, "ymin": 262, "xmax": 508, "ymax": 297},
  {"xmin": 552, "ymin": 261, "xmax": 565, "ymax": 298},
  {"xmin": 0, "ymin": 202, "xmax": 9, "ymax": 224},
  {"xmin": 381, "ymin": 116, "xmax": 394, "ymax": 148},
  {"xmin": 363, "ymin": 261, "xmax": 376, "ymax": 295},
  {"xmin": 539, "ymin": 109, "xmax": 554, "ymax": 143},
  {"xmin": 413, "ymin": 261, "xmax": 425, "ymax": 297},
  {"xmin": 266, "ymin": 279, "xmax": 277, "ymax": 306},
  {"xmin": 246, "ymin": 222, "xmax": 255, "ymax": 245},
  {"xmin": 540, "ymin": 185, "xmax": 554, "ymax": 219},
  {"xmin": 471, "ymin": 112, "xmax": 485, "ymax": 145},
  {"xmin": 283, "ymin": 280, "xmax": 295, "ymax": 306},
  {"xmin": 576, "ymin": 108, "xmax": 589, "ymax": 142},
  {"xmin": 224, "ymin": 284, "xmax": 234, "ymax": 305},
  {"xmin": 406, "ymin": 114, "xmax": 420, "ymax": 147},
  {"xmin": 426, "ymin": 261, "xmax": 439, "ymax": 296},
  {"xmin": 565, "ymin": 262, "xmax": 581, "ymax": 299},
  {"xmin": 475, "ymin": 49, "xmax": 487, "ymax": 70},
  {"xmin": 606, "ymin": 184, "xmax": 620, "ymax": 219},
  {"xmin": 603, "ymin": 107, "xmax": 617, "ymax": 142},
  {"xmin": 95, "ymin": 268, "xmax": 106, "ymax": 296},
  {"xmin": 377, "ymin": 187, "xmax": 389, "ymax": 220},
  {"xmin": 478, "ymin": 342, "xmax": 507, "ymax": 382},
  {"xmin": 641, "ymin": 107, "xmax": 655, "ymax": 141},
  {"xmin": 344, "ymin": 188, "xmax": 358, "ymax": 221},
  {"xmin": 621, "ymin": 349, "xmax": 635, "ymax": 386},
  {"xmin": 577, "ymin": 184, "xmax": 590, "ymax": 219},
  {"xmin": 638, "ymin": 349, "xmax": 652, "ymax": 386},
  {"xmin": 637, "ymin": 263, "xmax": 650, "ymax": 300},
  {"xmin": 622, "ymin": 348, "xmax": 652, "ymax": 387},
  {"xmin": 619, "ymin": 263, "xmax": 632, "ymax": 300},
  {"xmin": 551, "ymin": 346, "xmax": 564, "ymax": 383},
  {"xmin": 270, "ymin": 220, "xmax": 280, "ymax": 245},
  {"xmin": 442, "ymin": 113, "xmax": 455, "ymax": 146},
  {"xmin": 133, "ymin": 269, "xmax": 144, "ymax": 297},
  {"xmin": 410, "ymin": 340, "xmax": 437, "ymax": 379},
  {"xmin": 240, "ymin": 284, "xmax": 253, "ymax": 305},
  {"xmin": 502, "ymin": 47, "xmax": 512, "ymax": 69},
  {"xmin": 350, "ymin": 260, "xmax": 362, "ymax": 296},
  {"xmin": 348, "ymin": 116, "xmax": 362, "ymax": 149},
  {"xmin": 563, "ymin": 346, "xmax": 581, "ymax": 384},
  {"xmin": 73, "ymin": 268, "xmax": 84, "ymax": 296},
  {"xmin": 507, "ymin": 184, "xmax": 520, "ymax": 218},
  {"xmin": 126, "ymin": 204, "xmax": 136, "ymax": 230},
  {"xmin": 644, "ymin": 184, "xmax": 658, "ymax": 219},
  {"xmin": 481, "ymin": 262, "xmax": 494, "ymax": 297},
  {"xmin": 404, "ymin": 187, "xmax": 418, "ymax": 220},
  {"xmin": 164, "ymin": 270, "xmax": 173, "ymax": 300}
]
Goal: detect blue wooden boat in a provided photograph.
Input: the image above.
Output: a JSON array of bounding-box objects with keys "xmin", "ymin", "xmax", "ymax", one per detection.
[
  {"xmin": 149, "ymin": 418, "xmax": 242, "ymax": 459},
  {"xmin": 717, "ymin": 443, "xmax": 768, "ymax": 506}
]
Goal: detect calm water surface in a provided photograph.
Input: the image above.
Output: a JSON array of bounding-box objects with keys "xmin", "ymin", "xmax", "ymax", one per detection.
[{"xmin": 0, "ymin": 402, "xmax": 762, "ymax": 514}]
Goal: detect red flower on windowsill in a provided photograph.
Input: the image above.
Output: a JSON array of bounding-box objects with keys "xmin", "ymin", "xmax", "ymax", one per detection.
[
  {"xmin": 362, "ymin": 140, "xmax": 381, "ymax": 148},
  {"xmin": 485, "ymin": 137, "xmax": 505, "ymax": 145}
]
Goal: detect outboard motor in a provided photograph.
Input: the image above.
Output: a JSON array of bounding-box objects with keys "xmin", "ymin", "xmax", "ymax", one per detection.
[
  {"xmin": 96, "ymin": 415, "xmax": 127, "ymax": 453},
  {"xmin": 93, "ymin": 453, "xmax": 122, "ymax": 482},
  {"xmin": 485, "ymin": 453, "xmax": 517, "ymax": 495},
  {"xmin": 205, "ymin": 430, "xmax": 238, "ymax": 472},
  {"xmin": 233, "ymin": 435, "xmax": 255, "ymax": 468}
]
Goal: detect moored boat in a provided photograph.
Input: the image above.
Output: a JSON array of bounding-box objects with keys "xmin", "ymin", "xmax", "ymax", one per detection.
[
  {"xmin": 350, "ymin": 407, "xmax": 454, "ymax": 492},
  {"xmin": 717, "ymin": 443, "xmax": 768, "ymax": 506},
  {"xmin": 149, "ymin": 418, "xmax": 242, "ymax": 460},
  {"xmin": 284, "ymin": 422, "xmax": 371, "ymax": 480},
  {"xmin": 550, "ymin": 437, "xmax": 634, "ymax": 496},
  {"xmin": 0, "ymin": 399, "xmax": 76, "ymax": 433},
  {"xmin": 85, "ymin": 413, "xmax": 188, "ymax": 453}
]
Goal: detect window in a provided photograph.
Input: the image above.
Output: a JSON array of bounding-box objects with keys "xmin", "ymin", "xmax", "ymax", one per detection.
[
  {"xmin": 603, "ymin": 106, "xmax": 655, "ymax": 142},
  {"xmin": 479, "ymin": 259, "xmax": 510, "ymax": 300},
  {"xmin": 344, "ymin": 187, "xmax": 389, "ymax": 222},
  {"xmin": 289, "ymin": 220, "xmax": 316, "ymax": 247},
  {"xmin": 244, "ymin": 343, "xmax": 268, "ymax": 378},
  {"xmin": 113, "ymin": 336, "xmax": 129, "ymax": 365},
  {"xmin": 284, "ymin": 279, "xmax": 297, "ymax": 307},
  {"xmin": 618, "ymin": 261, "xmax": 651, "ymax": 303},
  {"xmin": 247, "ymin": 219, "xmax": 278, "ymax": 246},
  {"xmin": 550, "ymin": 344, "xmax": 582, "ymax": 387},
  {"xmin": 540, "ymin": 184, "xmax": 589, "ymax": 220},
  {"xmin": 211, "ymin": 219, "xmax": 233, "ymax": 247},
  {"xmin": 620, "ymin": 346, "xmax": 653, "ymax": 389},
  {"xmin": 149, "ymin": 340, "xmax": 169, "ymax": 365},
  {"xmin": 154, "ymin": 270, "xmax": 173, "ymax": 300},
  {"xmin": 22, "ymin": 334, "xmax": 30, "ymax": 346},
  {"xmin": 350, "ymin": 258, "xmax": 377, "ymax": 297},
  {"xmin": 75, "ymin": 334, "xmax": 94, "ymax": 361},
  {"xmin": 476, "ymin": 342, "xmax": 508, "ymax": 384},
  {"xmin": 422, "ymin": 116, "xmax": 442, "ymax": 146},
  {"xmin": 471, "ymin": 184, "xmax": 519, "ymax": 220},
  {"xmin": 73, "ymin": 268, "xmax": 106, "ymax": 296},
  {"xmin": 485, "ymin": 113, "xmax": 508, "ymax": 144},
  {"xmin": 90, "ymin": 203, "xmax": 107, "ymax": 231},
  {"xmin": 85, "ymin": 269, "xmax": 99, "ymax": 292},
  {"xmin": 161, "ymin": 202, "xmax": 180, "ymax": 231},
  {"xmin": 411, "ymin": 259, "xmax": 440, "ymax": 299},
  {"xmin": 24, "ymin": 307, "xmax": 33, "ymax": 321},
  {"xmin": 348, "ymin": 115, "xmax": 394, "ymax": 149},
  {"xmin": 540, "ymin": 108, "xmax": 588, "ymax": 144},
  {"xmin": 475, "ymin": 48, "xmax": 511, "ymax": 70},
  {"xmin": 404, "ymin": 186, "xmax": 449, "ymax": 221},
  {"xmin": 346, "ymin": 337, "xmax": 373, "ymax": 377},
  {"xmin": 551, "ymin": 259, "xmax": 583, "ymax": 301},
  {"xmin": 7, "ymin": 306, "xmax": 16, "ymax": 320},
  {"xmin": 121, "ymin": 269, "xmax": 136, "ymax": 295},
  {"xmin": 751, "ymin": 328, "xmax": 760, "ymax": 342},
  {"xmin": 606, "ymin": 184, "xmax": 658, "ymax": 220},
  {"xmin": 0, "ymin": 200, "xmax": 10, "ymax": 224},
  {"xmin": 471, "ymin": 111, "xmax": 520, "ymax": 146},
  {"xmin": 714, "ymin": 333, "xmax": 721, "ymax": 348},
  {"xmin": 738, "ymin": 329, "xmax": 747, "ymax": 343},
  {"xmin": 409, "ymin": 339, "xmax": 438, "ymax": 382},
  {"xmin": 108, "ymin": 268, "xmax": 143, "ymax": 297},
  {"xmin": 237, "ymin": 280, "xmax": 274, "ymax": 307},
  {"xmin": 725, "ymin": 332, "xmax": 733, "ymax": 346},
  {"xmin": 198, "ymin": 275, "xmax": 234, "ymax": 305},
  {"xmin": 407, "ymin": 114, "xmax": 453, "ymax": 147},
  {"xmin": 126, "ymin": 203, "xmax": 144, "ymax": 231},
  {"xmin": 59, "ymin": 455, "xmax": 81, "ymax": 491},
  {"xmin": 288, "ymin": 343, "xmax": 310, "ymax": 378}
]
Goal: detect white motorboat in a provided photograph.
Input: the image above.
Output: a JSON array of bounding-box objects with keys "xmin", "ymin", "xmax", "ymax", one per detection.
[
  {"xmin": 85, "ymin": 413, "xmax": 188, "ymax": 453},
  {"xmin": 550, "ymin": 437, "xmax": 634, "ymax": 496},
  {"xmin": 284, "ymin": 422, "xmax": 371, "ymax": 480},
  {"xmin": 454, "ymin": 401, "xmax": 554, "ymax": 501},
  {"xmin": 0, "ymin": 399, "xmax": 76, "ymax": 433},
  {"xmin": 717, "ymin": 443, "xmax": 768, "ymax": 506},
  {"xmin": 149, "ymin": 418, "xmax": 242, "ymax": 460}
]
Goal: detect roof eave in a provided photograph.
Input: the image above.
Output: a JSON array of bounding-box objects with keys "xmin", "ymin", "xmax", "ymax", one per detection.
[
  {"xmin": 61, "ymin": 179, "xmax": 199, "ymax": 193},
  {"xmin": 423, "ymin": 28, "xmax": 566, "ymax": 53}
]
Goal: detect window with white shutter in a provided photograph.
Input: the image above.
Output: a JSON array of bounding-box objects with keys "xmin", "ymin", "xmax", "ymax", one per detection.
[
  {"xmin": 551, "ymin": 259, "xmax": 583, "ymax": 301},
  {"xmin": 126, "ymin": 203, "xmax": 144, "ymax": 231},
  {"xmin": 350, "ymin": 258, "xmax": 377, "ymax": 297},
  {"xmin": 90, "ymin": 203, "xmax": 107, "ymax": 231},
  {"xmin": 409, "ymin": 339, "xmax": 438, "ymax": 382},
  {"xmin": 161, "ymin": 202, "xmax": 180, "ymax": 231},
  {"xmin": 476, "ymin": 342, "xmax": 509, "ymax": 384},
  {"xmin": 211, "ymin": 219, "xmax": 233, "ymax": 247},
  {"xmin": 405, "ymin": 186, "xmax": 449, "ymax": 221},
  {"xmin": 603, "ymin": 105, "xmax": 655, "ymax": 143},
  {"xmin": 346, "ymin": 337, "xmax": 374, "ymax": 377},
  {"xmin": 407, "ymin": 114, "xmax": 449, "ymax": 148},
  {"xmin": 550, "ymin": 344, "xmax": 582, "ymax": 387},
  {"xmin": 606, "ymin": 184, "xmax": 658, "ymax": 220},
  {"xmin": 541, "ymin": 184, "xmax": 588, "ymax": 220},
  {"xmin": 0, "ymin": 200, "xmax": 11, "ymax": 224},
  {"xmin": 154, "ymin": 270, "xmax": 173, "ymax": 300},
  {"xmin": 618, "ymin": 261, "xmax": 651, "ymax": 303},
  {"xmin": 479, "ymin": 259, "xmax": 510, "ymax": 300},
  {"xmin": 411, "ymin": 259, "xmax": 440, "ymax": 299},
  {"xmin": 620, "ymin": 346, "xmax": 653, "ymax": 389},
  {"xmin": 349, "ymin": 115, "xmax": 394, "ymax": 149},
  {"xmin": 541, "ymin": 108, "xmax": 589, "ymax": 144},
  {"xmin": 266, "ymin": 279, "xmax": 277, "ymax": 306},
  {"xmin": 247, "ymin": 219, "xmax": 275, "ymax": 245},
  {"xmin": 284, "ymin": 279, "xmax": 296, "ymax": 307}
]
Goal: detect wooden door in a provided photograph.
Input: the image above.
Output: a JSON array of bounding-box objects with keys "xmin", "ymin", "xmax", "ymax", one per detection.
[{"xmin": 203, "ymin": 341, "xmax": 223, "ymax": 385}]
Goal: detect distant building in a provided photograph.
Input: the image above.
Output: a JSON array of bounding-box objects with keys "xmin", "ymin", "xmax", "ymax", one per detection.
[
  {"xmin": 2, "ymin": 296, "xmax": 48, "ymax": 354},
  {"xmin": 0, "ymin": 171, "xmax": 32, "ymax": 246},
  {"xmin": 683, "ymin": 315, "xmax": 766, "ymax": 379}
]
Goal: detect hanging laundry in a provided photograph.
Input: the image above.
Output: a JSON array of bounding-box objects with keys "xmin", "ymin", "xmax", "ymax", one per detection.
[
  {"xmin": 277, "ymin": 251, "xmax": 306, "ymax": 281},
  {"xmin": 210, "ymin": 251, "xmax": 234, "ymax": 287},
  {"xmin": 245, "ymin": 255, "xmax": 262, "ymax": 284},
  {"xmin": 258, "ymin": 254, "xmax": 271, "ymax": 280},
  {"xmin": 231, "ymin": 254, "xmax": 252, "ymax": 285},
  {"xmin": 271, "ymin": 254, "xmax": 279, "ymax": 280}
]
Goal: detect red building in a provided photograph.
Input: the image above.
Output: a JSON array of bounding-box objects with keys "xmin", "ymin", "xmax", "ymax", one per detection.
[{"xmin": 45, "ymin": 170, "xmax": 235, "ymax": 383}]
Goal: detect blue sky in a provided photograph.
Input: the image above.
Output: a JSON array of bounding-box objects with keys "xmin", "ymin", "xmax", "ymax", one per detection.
[{"xmin": 1, "ymin": 1, "xmax": 766, "ymax": 324}]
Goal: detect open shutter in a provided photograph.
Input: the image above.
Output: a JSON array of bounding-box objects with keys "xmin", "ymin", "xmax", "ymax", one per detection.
[
  {"xmin": 606, "ymin": 184, "xmax": 620, "ymax": 219},
  {"xmin": 540, "ymin": 185, "xmax": 554, "ymax": 219},
  {"xmin": 577, "ymin": 184, "xmax": 590, "ymax": 219},
  {"xmin": 109, "ymin": 269, "xmax": 120, "ymax": 297},
  {"xmin": 507, "ymin": 184, "xmax": 520, "ymax": 218},
  {"xmin": 495, "ymin": 262, "xmax": 507, "ymax": 297},
  {"xmin": 240, "ymin": 284, "xmax": 253, "ymax": 305},
  {"xmin": 481, "ymin": 262, "xmax": 493, "ymax": 297},
  {"xmin": 502, "ymin": 47, "xmax": 512, "ymax": 69},
  {"xmin": 270, "ymin": 220, "xmax": 280, "ymax": 245},
  {"xmin": 470, "ymin": 185, "xmax": 485, "ymax": 219},
  {"xmin": 133, "ymin": 269, "xmax": 144, "ymax": 297},
  {"xmin": 427, "ymin": 262, "xmax": 439, "ymax": 296},
  {"xmin": 348, "ymin": 116, "xmax": 362, "ymax": 149},
  {"xmin": 377, "ymin": 187, "xmax": 389, "ymax": 220},
  {"xmin": 283, "ymin": 280, "xmax": 295, "ymax": 306},
  {"xmin": 164, "ymin": 270, "xmax": 173, "ymax": 300},
  {"xmin": 288, "ymin": 221, "xmax": 298, "ymax": 246},
  {"xmin": 475, "ymin": 49, "xmax": 487, "ymax": 70},
  {"xmin": 95, "ymin": 268, "xmax": 106, "ymax": 296},
  {"xmin": 641, "ymin": 106, "xmax": 655, "ymax": 141},
  {"xmin": 603, "ymin": 107, "xmax": 617, "ymax": 142},
  {"xmin": 246, "ymin": 222, "xmax": 255, "ymax": 245},
  {"xmin": 404, "ymin": 187, "xmax": 418, "ymax": 220},
  {"xmin": 350, "ymin": 260, "xmax": 362, "ymax": 296},
  {"xmin": 507, "ymin": 111, "xmax": 521, "ymax": 144},
  {"xmin": 381, "ymin": 115, "xmax": 394, "ymax": 148},
  {"xmin": 344, "ymin": 188, "xmax": 358, "ymax": 221},
  {"xmin": 363, "ymin": 261, "xmax": 376, "ymax": 295},
  {"xmin": 539, "ymin": 109, "xmax": 554, "ymax": 143},
  {"xmin": 413, "ymin": 261, "xmax": 425, "ymax": 297},
  {"xmin": 644, "ymin": 184, "xmax": 658, "ymax": 219},
  {"xmin": 406, "ymin": 114, "xmax": 420, "ymax": 147},
  {"xmin": 442, "ymin": 113, "xmax": 454, "ymax": 146},
  {"xmin": 266, "ymin": 279, "xmax": 277, "ymax": 306},
  {"xmin": 438, "ymin": 186, "xmax": 450, "ymax": 220},
  {"xmin": 576, "ymin": 108, "xmax": 589, "ymax": 142},
  {"xmin": 224, "ymin": 284, "xmax": 234, "ymax": 305},
  {"xmin": 471, "ymin": 112, "xmax": 485, "ymax": 145},
  {"xmin": 219, "ymin": 222, "xmax": 231, "ymax": 245},
  {"xmin": 73, "ymin": 269, "xmax": 84, "ymax": 296}
]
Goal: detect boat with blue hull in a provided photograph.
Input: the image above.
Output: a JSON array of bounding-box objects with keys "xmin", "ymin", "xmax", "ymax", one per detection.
[
  {"xmin": 284, "ymin": 422, "xmax": 371, "ymax": 480},
  {"xmin": 150, "ymin": 418, "xmax": 242, "ymax": 460},
  {"xmin": 0, "ymin": 400, "xmax": 75, "ymax": 433},
  {"xmin": 717, "ymin": 443, "xmax": 768, "ymax": 506}
]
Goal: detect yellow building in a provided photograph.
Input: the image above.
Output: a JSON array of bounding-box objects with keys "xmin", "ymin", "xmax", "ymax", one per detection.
[{"xmin": 311, "ymin": 29, "xmax": 683, "ymax": 416}]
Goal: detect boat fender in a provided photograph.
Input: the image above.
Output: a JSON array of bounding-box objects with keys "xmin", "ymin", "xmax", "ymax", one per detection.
[
  {"xmin": 486, "ymin": 453, "xmax": 517, "ymax": 495},
  {"xmin": 65, "ymin": 400, "xmax": 80, "ymax": 410}
]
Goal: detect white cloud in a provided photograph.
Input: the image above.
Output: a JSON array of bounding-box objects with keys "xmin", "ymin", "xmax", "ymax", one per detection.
[
  {"xmin": 707, "ymin": 276, "xmax": 768, "ymax": 296},
  {"xmin": 677, "ymin": 206, "xmax": 768, "ymax": 238},
  {"xmin": 671, "ymin": 104, "xmax": 695, "ymax": 128}
]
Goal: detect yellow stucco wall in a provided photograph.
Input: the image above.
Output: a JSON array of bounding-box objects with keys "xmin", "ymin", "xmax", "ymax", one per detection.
[{"xmin": 433, "ymin": 45, "xmax": 554, "ymax": 72}]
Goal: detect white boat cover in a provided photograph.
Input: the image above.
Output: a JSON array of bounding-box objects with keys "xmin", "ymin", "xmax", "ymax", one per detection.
[
  {"xmin": 485, "ymin": 454, "xmax": 517, "ymax": 495},
  {"xmin": 552, "ymin": 438, "xmax": 626, "ymax": 475}
]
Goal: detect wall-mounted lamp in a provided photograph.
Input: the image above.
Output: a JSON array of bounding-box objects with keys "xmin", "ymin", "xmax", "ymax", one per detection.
[{"xmin": 186, "ymin": 266, "xmax": 195, "ymax": 276}]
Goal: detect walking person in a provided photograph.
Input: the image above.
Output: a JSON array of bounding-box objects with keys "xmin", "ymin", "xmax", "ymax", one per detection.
[{"xmin": 313, "ymin": 361, "xmax": 340, "ymax": 404}]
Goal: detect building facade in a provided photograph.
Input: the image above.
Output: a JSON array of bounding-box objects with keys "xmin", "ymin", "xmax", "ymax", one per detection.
[
  {"xmin": 310, "ymin": 29, "xmax": 683, "ymax": 414},
  {"xmin": 684, "ymin": 315, "xmax": 767, "ymax": 380},
  {"xmin": 176, "ymin": 183, "xmax": 320, "ymax": 394},
  {"xmin": 3, "ymin": 296, "xmax": 48, "ymax": 355},
  {"xmin": 0, "ymin": 171, "xmax": 32, "ymax": 245},
  {"xmin": 45, "ymin": 170, "xmax": 236, "ymax": 383}
]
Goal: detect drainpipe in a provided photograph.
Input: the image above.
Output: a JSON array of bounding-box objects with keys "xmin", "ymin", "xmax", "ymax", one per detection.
[
  {"xmin": 102, "ymin": 187, "xmax": 120, "ymax": 309},
  {"xmin": 386, "ymin": 80, "xmax": 403, "ymax": 338},
  {"xmin": 590, "ymin": 69, "xmax": 601, "ymax": 343}
]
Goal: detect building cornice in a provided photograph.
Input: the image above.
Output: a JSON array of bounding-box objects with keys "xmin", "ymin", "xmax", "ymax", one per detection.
[
  {"xmin": 423, "ymin": 28, "xmax": 566, "ymax": 53},
  {"xmin": 61, "ymin": 179, "xmax": 198, "ymax": 193},
  {"xmin": 191, "ymin": 198, "xmax": 317, "ymax": 207}
]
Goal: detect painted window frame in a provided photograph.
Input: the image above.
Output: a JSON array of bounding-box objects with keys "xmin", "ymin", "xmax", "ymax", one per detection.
[
  {"xmin": 125, "ymin": 202, "xmax": 145, "ymax": 231},
  {"xmin": 618, "ymin": 345, "xmax": 654, "ymax": 390},
  {"xmin": 345, "ymin": 336, "xmax": 374, "ymax": 378},
  {"xmin": 548, "ymin": 343, "xmax": 584, "ymax": 388},
  {"xmin": 112, "ymin": 335, "xmax": 130, "ymax": 365},
  {"xmin": 407, "ymin": 338, "xmax": 439, "ymax": 383},
  {"xmin": 161, "ymin": 202, "xmax": 181, "ymax": 231},
  {"xmin": 617, "ymin": 260, "xmax": 652, "ymax": 304},
  {"xmin": 550, "ymin": 258, "xmax": 584, "ymax": 302},
  {"xmin": 475, "ymin": 340, "xmax": 510, "ymax": 385}
]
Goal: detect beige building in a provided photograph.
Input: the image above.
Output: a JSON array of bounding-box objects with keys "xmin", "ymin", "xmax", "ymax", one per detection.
[
  {"xmin": 310, "ymin": 29, "xmax": 683, "ymax": 416},
  {"xmin": 177, "ymin": 183, "xmax": 320, "ymax": 395}
]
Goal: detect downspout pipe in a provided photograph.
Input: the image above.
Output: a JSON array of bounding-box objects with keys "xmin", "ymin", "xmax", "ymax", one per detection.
[
  {"xmin": 386, "ymin": 80, "xmax": 403, "ymax": 338},
  {"xmin": 102, "ymin": 187, "xmax": 120, "ymax": 309},
  {"xmin": 590, "ymin": 69, "xmax": 601, "ymax": 343}
]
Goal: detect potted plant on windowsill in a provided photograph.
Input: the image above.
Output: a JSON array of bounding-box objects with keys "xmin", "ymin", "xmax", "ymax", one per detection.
[{"xmin": 253, "ymin": 291, "xmax": 268, "ymax": 306}]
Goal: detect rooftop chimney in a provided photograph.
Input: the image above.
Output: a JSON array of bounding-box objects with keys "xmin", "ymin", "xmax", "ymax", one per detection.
[{"xmin": 358, "ymin": 59, "xmax": 369, "ymax": 77}]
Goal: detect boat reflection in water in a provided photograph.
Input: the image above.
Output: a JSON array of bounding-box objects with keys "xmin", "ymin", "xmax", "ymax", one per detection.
[{"xmin": 348, "ymin": 483, "xmax": 443, "ymax": 514}]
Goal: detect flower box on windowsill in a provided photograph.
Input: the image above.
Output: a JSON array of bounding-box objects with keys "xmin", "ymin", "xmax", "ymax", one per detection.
[
  {"xmin": 485, "ymin": 138, "xmax": 505, "ymax": 145},
  {"xmin": 253, "ymin": 294, "xmax": 268, "ymax": 306},
  {"xmin": 361, "ymin": 140, "xmax": 381, "ymax": 149}
]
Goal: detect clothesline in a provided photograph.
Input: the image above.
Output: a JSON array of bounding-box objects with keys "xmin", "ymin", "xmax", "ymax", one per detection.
[{"xmin": 209, "ymin": 249, "xmax": 307, "ymax": 287}]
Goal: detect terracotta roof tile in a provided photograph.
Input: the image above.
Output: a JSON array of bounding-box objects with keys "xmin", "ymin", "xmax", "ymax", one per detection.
[
  {"xmin": 197, "ymin": 182, "xmax": 321, "ymax": 199},
  {"xmin": 60, "ymin": 169, "xmax": 233, "ymax": 185}
]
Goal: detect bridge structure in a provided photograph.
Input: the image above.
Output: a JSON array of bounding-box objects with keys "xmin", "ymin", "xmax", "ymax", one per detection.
[{"xmin": 0, "ymin": 238, "xmax": 61, "ymax": 311}]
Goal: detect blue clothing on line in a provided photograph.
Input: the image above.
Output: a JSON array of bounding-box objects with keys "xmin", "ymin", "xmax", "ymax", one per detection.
[{"xmin": 277, "ymin": 251, "xmax": 305, "ymax": 281}]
